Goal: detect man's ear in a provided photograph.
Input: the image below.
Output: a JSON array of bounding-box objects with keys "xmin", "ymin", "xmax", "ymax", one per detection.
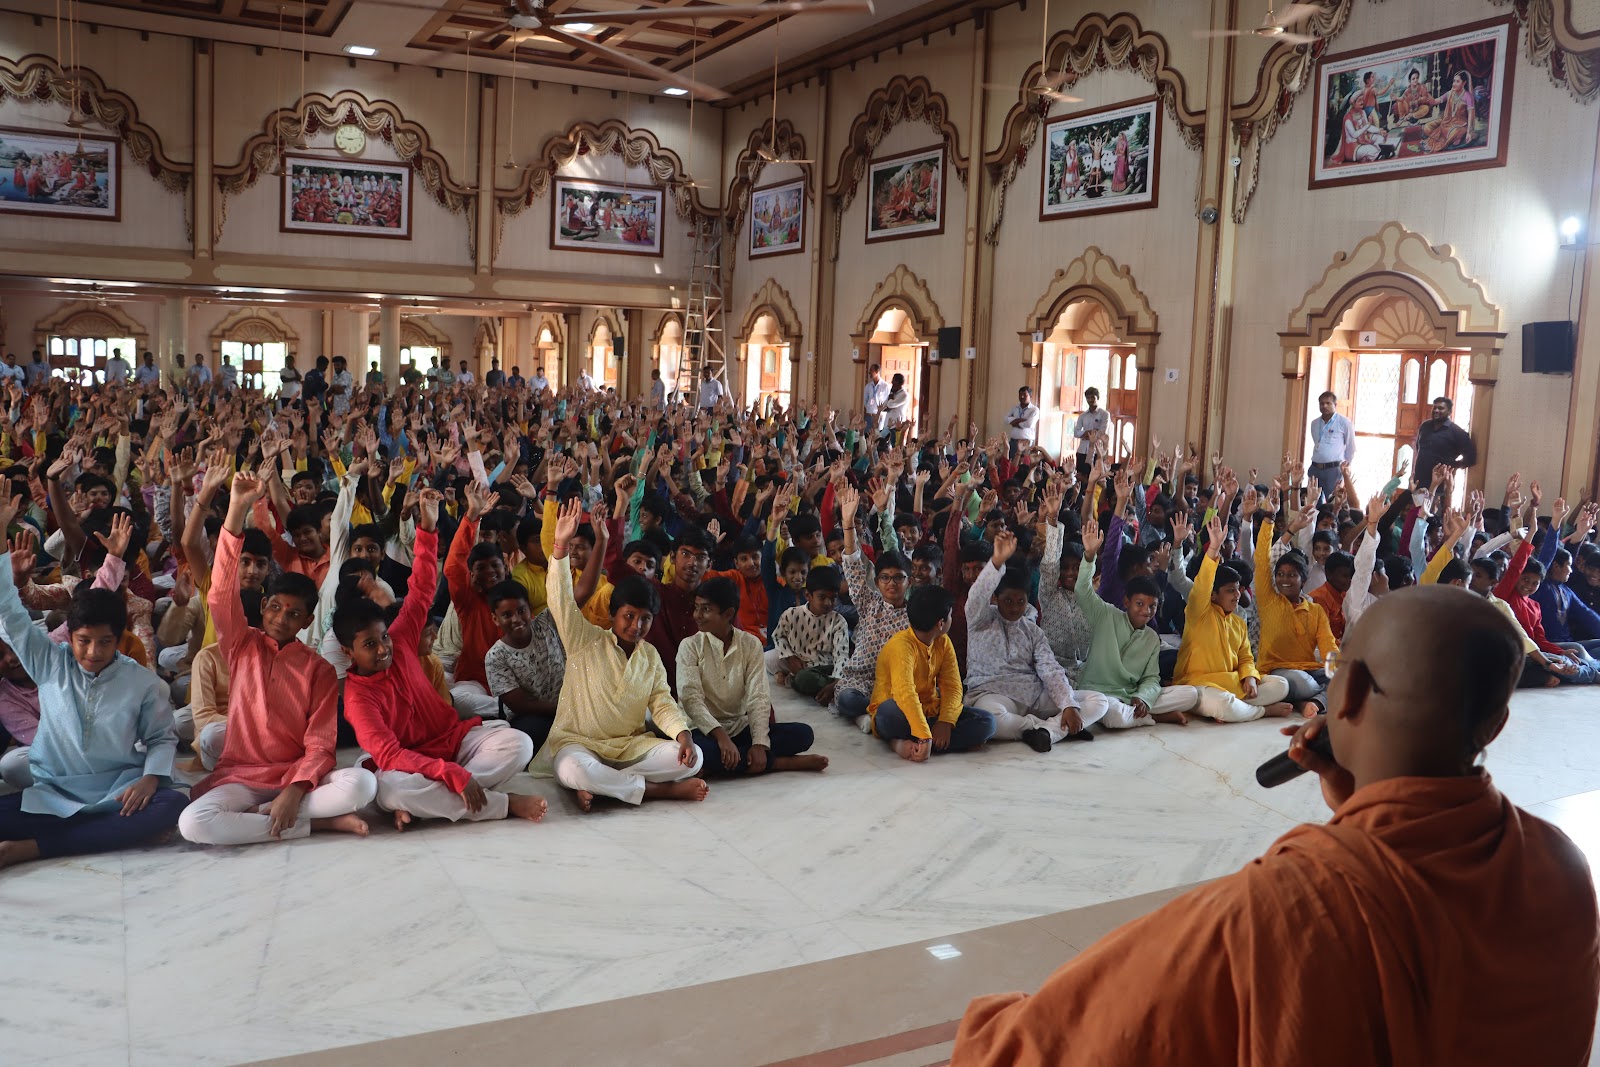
[{"xmin": 1331, "ymin": 659, "xmax": 1373, "ymax": 724}]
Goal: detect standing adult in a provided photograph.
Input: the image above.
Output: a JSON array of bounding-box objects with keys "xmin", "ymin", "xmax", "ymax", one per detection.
[
  {"xmin": 302, "ymin": 356, "xmax": 329, "ymax": 406},
  {"xmin": 187, "ymin": 353, "xmax": 212, "ymax": 391},
  {"xmin": 456, "ymin": 360, "xmax": 476, "ymax": 387},
  {"xmin": 882, "ymin": 373, "xmax": 911, "ymax": 438},
  {"xmin": 1006, "ymin": 386, "xmax": 1041, "ymax": 459},
  {"xmin": 530, "ymin": 366, "xmax": 549, "ymax": 394},
  {"xmin": 698, "ymin": 374, "xmax": 725, "ymax": 411},
  {"xmin": 578, "ymin": 366, "xmax": 598, "ymax": 395},
  {"xmin": 484, "ymin": 359, "xmax": 505, "ymax": 388},
  {"xmin": 278, "ymin": 354, "xmax": 303, "ymax": 401},
  {"xmin": 104, "ymin": 348, "xmax": 130, "ymax": 386},
  {"xmin": 36, "ymin": 350, "xmax": 61, "ymax": 388},
  {"xmin": 1414, "ymin": 396, "xmax": 1476, "ymax": 507},
  {"xmin": 863, "ymin": 363, "xmax": 891, "ymax": 432},
  {"xmin": 328, "ymin": 356, "xmax": 354, "ymax": 414},
  {"xmin": 649, "ymin": 369, "xmax": 667, "ymax": 410},
  {"xmin": 1308, "ymin": 390, "xmax": 1355, "ymax": 502},
  {"xmin": 1072, "ymin": 387, "xmax": 1109, "ymax": 479}
]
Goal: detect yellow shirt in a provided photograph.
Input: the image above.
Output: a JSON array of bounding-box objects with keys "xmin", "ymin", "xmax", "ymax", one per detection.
[
  {"xmin": 511, "ymin": 559, "xmax": 549, "ymax": 619},
  {"xmin": 1254, "ymin": 521, "xmax": 1338, "ymax": 672},
  {"xmin": 537, "ymin": 496, "xmax": 616, "ymax": 627},
  {"xmin": 868, "ymin": 627, "xmax": 963, "ymax": 740},
  {"xmin": 1174, "ymin": 555, "xmax": 1260, "ymax": 695}
]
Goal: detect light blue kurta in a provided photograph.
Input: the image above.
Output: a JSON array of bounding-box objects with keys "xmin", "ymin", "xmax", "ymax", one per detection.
[{"xmin": 0, "ymin": 551, "xmax": 175, "ymax": 817}]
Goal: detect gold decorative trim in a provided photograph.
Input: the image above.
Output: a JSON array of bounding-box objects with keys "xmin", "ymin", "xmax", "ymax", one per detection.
[
  {"xmin": 739, "ymin": 277, "xmax": 805, "ymax": 345},
  {"xmin": 210, "ymin": 306, "xmax": 300, "ymax": 358},
  {"xmin": 496, "ymin": 119, "xmax": 709, "ymax": 222},
  {"xmin": 368, "ymin": 315, "xmax": 454, "ymax": 360},
  {"xmin": 828, "ymin": 75, "xmax": 968, "ymax": 206},
  {"xmin": 726, "ymin": 119, "xmax": 815, "ymax": 236},
  {"xmin": 32, "ymin": 300, "xmax": 150, "ymax": 351},
  {"xmin": 1490, "ymin": 0, "xmax": 1600, "ymax": 101},
  {"xmin": 1022, "ymin": 246, "xmax": 1159, "ymax": 345},
  {"xmin": 850, "ymin": 264, "xmax": 946, "ymax": 340}
]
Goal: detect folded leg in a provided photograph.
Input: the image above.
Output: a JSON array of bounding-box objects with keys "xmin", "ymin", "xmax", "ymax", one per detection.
[
  {"xmin": 196, "ymin": 721, "xmax": 227, "ymax": 771},
  {"xmin": 0, "ymin": 789, "xmax": 187, "ymax": 859},
  {"xmin": 553, "ymin": 741, "xmax": 703, "ymax": 804},
  {"xmin": 180, "ymin": 769, "xmax": 378, "ymax": 845},
  {"xmin": 0, "ymin": 746, "xmax": 33, "ymax": 789},
  {"xmin": 456, "ymin": 721, "xmax": 535, "ymax": 790}
]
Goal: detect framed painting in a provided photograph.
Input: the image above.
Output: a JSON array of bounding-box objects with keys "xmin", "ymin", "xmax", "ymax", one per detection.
[
  {"xmin": 281, "ymin": 155, "xmax": 411, "ymax": 239},
  {"xmin": 1311, "ymin": 16, "xmax": 1516, "ymax": 190},
  {"xmin": 1041, "ymin": 97, "xmax": 1161, "ymax": 220},
  {"xmin": 865, "ymin": 144, "xmax": 945, "ymax": 244},
  {"xmin": 0, "ymin": 126, "xmax": 120, "ymax": 221},
  {"xmin": 749, "ymin": 176, "xmax": 806, "ymax": 259},
  {"xmin": 552, "ymin": 178, "xmax": 665, "ymax": 257}
]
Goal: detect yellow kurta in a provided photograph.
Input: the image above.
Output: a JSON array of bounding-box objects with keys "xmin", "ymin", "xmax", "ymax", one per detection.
[
  {"xmin": 1254, "ymin": 521, "xmax": 1338, "ymax": 672},
  {"xmin": 867, "ymin": 628, "xmax": 963, "ymax": 740},
  {"xmin": 532, "ymin": 555, "xmax": 690, "ymax": 773},
  {"xmin": 539, "ymin": 497, "xmax": 614, "ymax": 626},
  {"xmin": 510, "ymin": 558, "xmax": 549, "ymax": 618},
  {"xmin": 1174, "ymin": 555, "xmax": 1259, "ymax": 695}
]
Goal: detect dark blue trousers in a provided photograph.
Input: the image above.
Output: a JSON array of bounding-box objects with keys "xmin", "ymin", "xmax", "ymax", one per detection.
[
  {"xmin": 691, "ymin": 721, "xmax": 815, "ymax": 777},
  {"xmin": 0, "ymin": 788, "xmax": 188, "ymax": 859}
]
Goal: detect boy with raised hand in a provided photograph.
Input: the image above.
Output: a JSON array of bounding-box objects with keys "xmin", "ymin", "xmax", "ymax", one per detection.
[
  {"xmin": 832, "ymin": 484, "xmax": 912, "ymax": 730},
  {"xmin": 868, "ymin": 585, "xmax": 997, "ymax": 762},
  {"xmin": 337, "ymin": 488, "xmax": 546, "ymax": 832},
  {"xmin": 1075, "ymin": 517, "xmax": 1179, "ymax": 728},
  {"xmin": 0, "ymin": 534, "xmax": 185, "ymax": 871},
  {"xmin": 443, "ymin": 481, "xmax": 510, "ymax": 719},
  {"xmin": 679, "ymin": 576, "xmax": 828, "ymax": 777},
  {"xmin": 483, "ymin": 581, "xmax": 565, "ymax": 749},
  {"xmin": 767, "ymin": 566, "xmax": 850, "ymax": 702},
  {"xmin": 178, "ymin": 471, "xmax": 376, "ymax": 846},
  {"xmin": 541, "ymin": 498, "xmax": 707, "ymax": 811}
]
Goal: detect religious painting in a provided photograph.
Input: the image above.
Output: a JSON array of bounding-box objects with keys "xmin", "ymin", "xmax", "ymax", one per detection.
[
  {"xmin": 1041, "ymin": 98, "xmax": 1161, "ymax": 220},
  {"xmin": 749, "ymin": 177, "xmax": 806, "ymax": 259},
  {"xmin": 281, "ymin": 155, "xmax": 411, "ymax": 239},
  {"xmin": 552, "ymin": 178, "xmax": 665, "ymax": 257},
  {"xmin": 1311, "ymin": 17, "xmax": 1516, "ymax": 190},
  {"xmin": 0, "ymin": 126, "xmax": 120, "ymax": 221},
  {"xmin": 864, "ymin": 145, "xmax": 945, "ymax": 244}
]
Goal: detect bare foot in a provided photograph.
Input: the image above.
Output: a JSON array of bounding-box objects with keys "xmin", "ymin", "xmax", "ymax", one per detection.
[
  {"xmin": 1296, "ymin": 701, "xmax": 1321, "ymax": 719},
  {"xmin": 392, "ymin": 809, "xmax": 413, "ymax": 833},
  {"xmin": 1262, "ymin": 702, "xmax": 1297, "ymax": 718},
  {"xmin": 772, "ymin": 754, "xmax": 830, "ymax": 773},
  {"xmin": 643, "ymin": 779, "xmax": 710, "ymax": 802},
  {"xmin": 1153, "ymin": 710, "xmax": 1188, "ymax": 726},
  {"xmin": 313, "ymin": 813, "xmax": 370, "ymax": 836},
  {"xmin": 0, "ymin": 839, "xmax": 41, "ymax": 870},
  {"xmin": 574, "ymin": 789, "xmax": 595, "ymax": 813},
  {"xmin": 508, "ymin": 793, "xmax": 548, "ymax": 822},
  {"xmin": 889, "ymin": 738, "xmax": 931, "ymax": 762},
  {"xmin": 1544, "ymin": 675, "xmax": 1562, "ymax": 688}
]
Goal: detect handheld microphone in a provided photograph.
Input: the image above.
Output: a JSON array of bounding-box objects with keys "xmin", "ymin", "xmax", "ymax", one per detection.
[{"xmin": 1255, "ymin": 728, "xmax": 1334, "ymax": 789}]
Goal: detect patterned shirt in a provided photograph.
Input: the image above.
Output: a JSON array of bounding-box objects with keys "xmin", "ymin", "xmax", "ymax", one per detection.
[
  {"xmin": 835, "ymin": 549, "xmax": 909, "ymax": 701},
  {"xmin": 1038, "ymin": 523, "xmax": 1094, "ymax": 684},
  {"xmin": 771, "ymin": 604, "xmax": 850, "ymax": 671},
  {"xmin": 964, "ymin": 559, "xmax": 1077, "ymax": 712},
  {"xmin": 484, "ymin": 611, "xmax": 566, "ymax": 705}
]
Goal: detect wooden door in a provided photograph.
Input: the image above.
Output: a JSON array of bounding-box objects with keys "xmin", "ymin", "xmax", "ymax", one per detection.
[{"xmin": 759, "ymin": 346, "xmax": 780, "ymax": 393}]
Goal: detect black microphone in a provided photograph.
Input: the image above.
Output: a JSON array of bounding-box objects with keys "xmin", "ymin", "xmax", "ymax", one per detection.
[{"xmin": 1255, "ymin": 728, "xmax": 1334, "ymax": 789}]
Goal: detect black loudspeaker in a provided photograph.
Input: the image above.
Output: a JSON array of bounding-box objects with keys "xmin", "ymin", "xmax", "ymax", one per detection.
[
  {"xmin": 1522, "ymin": 320, "xmax": 1575, "ymax": 374},
  {"xmin": 614, "ymin": 333, "xmax": 626, "ymax": 360},
  {"xmin": 936, "ymin": 326, "xmax": 962, "ymax": 363}
]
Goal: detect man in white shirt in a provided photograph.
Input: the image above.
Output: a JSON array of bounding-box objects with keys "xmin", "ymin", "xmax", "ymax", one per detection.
[
  {"xmin": 27, "ymin": 350, "xmax": 52, "ymax": 388},
  {"xmin": 578, "ymin": 367, "xmax": 598, "ymax": 394},
  {"xmin": 187, "ymin": 354, "xmax": 213, "ymax": 389},
  {"xmin": 1308, "ymin": 390, "xmax": 1355, "ymax": 502},
  {"xmin": 456, "ymin": 360, "xmax": 475, "ymax": 387},
  {"xmin": 104, "ymin": 348, "xmax": 130, "ymax": 386},
  {"xmin": 1006, "ymin": 386, "xmax": 1041, "ymax": 459},
  {"xmin": 530, "ymin": 367, "xmax": 549, "ymax": 394},
  {"xmin": 649, "ymin": 369, "xmax": 667, "ymax": 410},
  {"xmin": 0, "ymin": 354, "xmax": 24, "ymax": 388},
  {"xmin": 219, "ymin": 355, "xmax": 238, "ymax": 391},
  {"xmin": 698, "ymin": 375, "xmax": 725, "ymax": 411},
  {"xmin": 863, "ymin": 363, "xmax": 890, "ymax": 431},
  {"xmin": 135, "ymin": 352, "xmax": 161, "ymax": 387},
  {"xmin": 1072, "ymin": 387, "xmax": 1109, "ymax": 477},
  {"xmin": 329, "ymin": 355, "xmax": 355, "ymax": 413}
]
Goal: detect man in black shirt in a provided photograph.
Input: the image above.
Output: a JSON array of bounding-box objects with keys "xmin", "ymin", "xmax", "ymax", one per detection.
[
  {"xmin": 302, "ymin": 356, "xmax": 329, "ymax": 405},
  {"xmin": 1413, "ymin": 396, "xmax": 1476, "ymax": 508}
]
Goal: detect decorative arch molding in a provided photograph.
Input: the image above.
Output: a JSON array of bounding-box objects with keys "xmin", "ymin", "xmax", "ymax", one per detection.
[
  {"xmin": 1279, "ymin": 222, "xmax": 1504, "ymax": 490},
  {"xmin": 739, "ymin": 278, "xmax": 804, "ymax": 347},
  {"xmin": 210, "ymin": 306, "xmax": 300, "ymax": 357},
  {"xmin": 726, "ymin": 118, "xmax": 814, "ymax": 235},
  {"xmin": 0, "ymin": 53, "xmax": 192, "ymax": 197},
  {"xmin": 849, "ymin": 264, "xmax": 947, "ymax": 346},
  {"xmin": 33, "ymin": 300, "xmax": 150, "ymax": 350},
  {"xmin": 497, "ymin": 119, "xmax": 710, "ymax": 222},
  {"xmin": 828, "ymin": 74, "xmax": 969, "ymax": 208},
  {"xmin": 215, "ymin": 90, "xmax": 477, "ymax": 247},
  {"xmin": 533, "ymin": 312, "xmax": 567, "ymax": 348},
  {"xmin": 652, "ymin": 311, "xmax": 685, "ymax": 344},
  {"xmin": 588, "ymin": 308, "xmax": 626, "ymax": 345},
  {"xmin": 1490, "ymin": 0, "xmax": 1600, "ymax": 101},
  {"xmin": 368, "ymin": 316, "xmax": 454, "ymax": 358}
]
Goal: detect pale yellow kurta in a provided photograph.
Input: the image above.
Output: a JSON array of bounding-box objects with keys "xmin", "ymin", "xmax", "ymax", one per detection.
[{"xmin": 531, "ymin": 555, "xmax": 690, "ymax": 776}]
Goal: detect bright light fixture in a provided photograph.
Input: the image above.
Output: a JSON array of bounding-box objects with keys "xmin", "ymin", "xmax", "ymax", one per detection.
[
  {"xmin": 1561, "ymin": 216, "xmax": 1584, "ymax": 241},
  {"xmin": 661, "ymin": 87, "xmax": 690, "ymax": 96},
  {"xmin": 343, "ymin": 44, "xmax": 378, "ymax": 56},
  {"xmin": 564, "ymin": 22, "xmax": 597, "ymax": 32}
]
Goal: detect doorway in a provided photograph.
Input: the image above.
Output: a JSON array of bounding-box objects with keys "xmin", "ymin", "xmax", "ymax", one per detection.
[
  {"xmin": 1032, "ymin": 298, "xmax": 1138, "ymax": 462},
  {"xmin": 743, "ymin": 312, "xmax": 793, "ymax": 412},
  {"xmin": 867, "ymin": 306, "xmax": 925, "ymax": 435}
]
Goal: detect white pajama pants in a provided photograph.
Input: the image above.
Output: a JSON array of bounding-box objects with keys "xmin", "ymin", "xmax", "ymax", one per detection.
[
  {"xmin": 1152, "ymin": 676, "xmax": 1291, "ymax": 723},
  {"xmin": 177, "ymin": 768, "xmax": 378, "ymax": 845},
  {"xmin": 157, "ymin": 645, "xmax": 188, "ymax": 675},
  {"xmin": 197, "ymin": 721, "xmax": 228, "ymax": 770},
  {"xmin": 450, "ymin": 680, "xmax": 501, "ymax": 720},
  {"xmin": 373, "ymin": 721, "xmax": 533, "ymax": 823},
  {"xmin": 969, "ymin": 691, "xmax": 1110, "ymax": 744},
  {"xmin": 1, "ymin": 746, "xmax": 32, "ymax": 788},
  {"xmin": 763, "ymin": 648, "xmax": 787, "ymax": 676},
  {"xmin": 1096, "ymin": 697, "xmax": 1156, "ymax": 730},
  {"xmin": 552, "ymin": 740, "xmax": 704, "ymax": 806}
]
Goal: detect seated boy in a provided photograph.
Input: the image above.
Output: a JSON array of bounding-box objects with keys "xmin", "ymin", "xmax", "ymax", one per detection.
[
  {"xmin": 1253, "ymin": 504, "xmax": 1338, "ymax": 717},
  {"xmin": 540, "ymin": 499, "xmax": 707, "ymax": 810},
  {"xmin": 1076, "ymin": 518, "xmax": 1174, "ymax": 728},
  {"xmin": 0, "ymin": 539, "xmax": 185, "ymax": 871},
  {"xmin": 767, "ymin": 566, "xmax": 850, "ymax": 701},
  {"xmin": 483, "ymin": 581, "xmax": 565, "ymax": 749},
  {"xmin": 708, "ymin": 536, "xmax": 769, "ymax": 643},
  {"xmin": 1161, "ymin": 515, "xmax": 1294, "ymax": 722},
  {"xmin": 338, "ymin": 488, "xmax": 545, "ymax": 831},
  {"xmin": 868, "ymin": 585, "xmax": 997, "ymax": 761},
  {"xmin": 678, "ymin": 576, "xmax": 826, "ymax": 777},
  {"xmin": 178, "ymin": 472, "xmax": 376, "ymax": 845},
  {"xmin": 832, "ymin": 485, "xmax": 911, "ymax": 729},
  {"xmin": 444, "ymin": 483, "xmax": 511, "ymax": 719},
  {"xmin": 965, "ymin": 529, "xmax": 1098, "ymax": 752}
]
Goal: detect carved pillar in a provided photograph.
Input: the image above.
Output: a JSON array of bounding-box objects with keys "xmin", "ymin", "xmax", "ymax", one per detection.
[
  {"xmin": 563, "ymin": 311, "xmax": 582, "ymax": 388},
  {"xmin": 193, "ymin": 41, "xmax": 214, "ymax": 260},
  {"xmin": 475, "ymin": 76, "xmax": 496, "ymax": 275},
  {"xmin": 378, "ymin": 304, "xmax": 401, "ymax": 385},
  {"xmin": 957, "ymin": 11, "xmax": 992, "ymax": 435},
  {"xmin": 808, "ymin": 70, "xmax": 835, "ymax": 409},
  {"xmin": 1563, "ymin": 107, "xmax": 1600, "ymax": 500},
  {"xmin": 159, "ymin": 297, "xmax": 189, "ymax": 381},
  {"xmin": 624, "ymin": 307, "xmax": 646, "ymax": 401}
]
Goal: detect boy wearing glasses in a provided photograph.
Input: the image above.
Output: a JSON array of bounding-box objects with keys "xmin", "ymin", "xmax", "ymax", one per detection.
[{"xmin": 831, "ymin": 485, "xmax": 912, "ymax": 732}]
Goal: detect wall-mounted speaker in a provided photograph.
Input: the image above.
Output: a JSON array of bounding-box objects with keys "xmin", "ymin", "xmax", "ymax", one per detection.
[
  {"xmin": 1522, "ymin": 320, "xmax": 1575, "ymax": 374},
  {"xmin": 936, "ymin": 326, "xmax": 962, "ymax": 362}
]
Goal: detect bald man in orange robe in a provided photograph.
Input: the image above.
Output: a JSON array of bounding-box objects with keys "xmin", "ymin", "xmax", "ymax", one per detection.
[{"xmin": 953, "ymin": 585, "xmax": 1599, "ymax": 1066}]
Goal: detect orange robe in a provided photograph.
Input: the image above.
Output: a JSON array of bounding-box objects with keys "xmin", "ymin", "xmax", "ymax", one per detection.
[{"xmin": 953, "ymin": 773, "xmax": 1598, "ymax": 1066}]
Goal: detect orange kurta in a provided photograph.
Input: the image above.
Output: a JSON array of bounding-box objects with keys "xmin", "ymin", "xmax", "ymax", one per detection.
[{"xmin": 953, "ymin": 773, "xmax": 1598, "ymax": 1066}]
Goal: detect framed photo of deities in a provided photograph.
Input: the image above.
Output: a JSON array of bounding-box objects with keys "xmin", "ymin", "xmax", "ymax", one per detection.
[
  {"xmin": 865, "ymin": 144, "xmax": 946, "ymax": 244},
  {"xmin": 0, "ymin": 126, "xmax": 121, "ymax": 221},
  {"xmin": 1311, "ymin": 16, "xmax": 1516, "ymax": 190},
  {"xmin": 281, "ymin": 155, "xmax": 411, "ymax": 239},
  {"xmin": 1041, "ymin": 97, "xmax": 1161, "ymax": 220},
  {"xmin": 552, "ymin": 178, "xmax": 665, "ymax": 257},
  {"xmin": 749, "ymin": 176, "xmax": 806, "ymax": 259}
]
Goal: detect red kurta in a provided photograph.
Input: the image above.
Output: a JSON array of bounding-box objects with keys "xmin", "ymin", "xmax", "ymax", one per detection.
[
  {"xmin": 192, "ymin": 529, "xmax": 339, "ymax": 800},
  {"xmin": 345, "ymin": 528, "xmax": 480, "ymax": 793},
  {"xmin": 443, "ymin": 517, "xmax": 499, "ymax": 688},
  {"xmin": 645, "ymin": 578, "xmax": 699, "ymax": 694}
]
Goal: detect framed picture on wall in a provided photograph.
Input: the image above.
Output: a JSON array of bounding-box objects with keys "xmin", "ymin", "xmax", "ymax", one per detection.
[
  {"xmin": 0, "ymin": 126, "xmax": 120, "ymax": 221},
  {"xmin": 1310, "ymin": 16, "xmax": 1516, "ymax": 190},
  {"xmin": 1040, "ymin": 97, "xmax": 1161, "ymax": 220},
  {"xmin": 865, "ymin": 144, "xmax": 945, "ymax": 244},
  {"xmin": 281, "ymin": 155, "xmax": 412, "ymax": 239},
  {"xmin": 749, "ymin": 176, "xmax": 806, "ymax": 259},
  {"xmin": 552, "ymin": 178, "xmax": 665, "ymax": 257}
]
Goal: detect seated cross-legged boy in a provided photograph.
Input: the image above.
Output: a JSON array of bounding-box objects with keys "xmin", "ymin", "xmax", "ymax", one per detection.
[
  {"xmin": 869, "ymin": 585, "xmax": 998, "ymax": 762},
  {"xmin": 1252, "ymin": 500, "xmax": 1338, "ymax": 718},
  {"xmin": 1162, "ymin": 515, "xmax": 1294, "ymax": 722},
  {"xmin": 539, "ymin": 499, "xmax": 707, "ymax": 810},
  {"xmin": 1076, "ymin": 518, "xmax": 1177, "ymax": 728},
  {"xmin": 0, "ymin": 536, "xmax": 186, "ymax": 871},
  {"xmin": 679, "ymin": 577, "xmax": 828, "ymax": 777},
  {"xmin": 337, "ymin": 489, "xmax": 545, "ymax": 832},
  {"xmin": 766, "ymin": 566, "xmax": 850, "ymax": 701},
  {"xmin": 483, "ymin": 581, "xmax": 566, "ymax": 750},
  {"xmin": 964, "ymin": 529, "xmax": 1099, "ymax": 753},
  {"xmin": 179, "ymin": 472, "xmax": 377, "ymax": 846},
  {"xmin": 832, "ymin": 485, "xmax": 912, "ymax": 730}
]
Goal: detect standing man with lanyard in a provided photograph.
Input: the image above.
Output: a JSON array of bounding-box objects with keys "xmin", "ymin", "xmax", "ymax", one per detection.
[
  {"xmin": 1072, "ymin": 388, "xmax": 1109, "ymax": 480},
  {"xmin": 1308, "ymin": 391, "xmax": 1355, "ymax": 503},
  {"xmin": 863, "ymin": 363, "xmax": 890, "ymax": 433}
]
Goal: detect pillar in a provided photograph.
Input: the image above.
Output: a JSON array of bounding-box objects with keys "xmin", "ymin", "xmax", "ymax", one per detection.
[
  {"xmin": 625, "ymin": 307, "xmax": 647, "ymax": 401},
  {"xmin": 807, "ymin": 70, "xmax": 835, "ymax": 408},
  {"xmin": 192, "ymin": 41, "xmax": 214, "ymax": 260},
  {"xmin": 563, "ymin": 311, "xmax": 582, "ymax": 388},
  {"xmin": 1561, "ymin": 106, "xmax": 1600, "ymax": 500},
  {"xmin": 378, "ymin": 304, "xmax": 401, "ymax": 385},
  {"xmin": 159, "ymin": 297, "xmax": 189, "ymax": 381},
  {"xmin": 957, "ymin": 10, "xmax": 992, "ymax": 435},
  {"xmin": 475, "ymin": 77, "xmax": 496, "ymax": 275}
]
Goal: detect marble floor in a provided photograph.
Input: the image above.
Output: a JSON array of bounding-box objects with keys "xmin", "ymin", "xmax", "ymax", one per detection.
[{"xmin": 5, "ymin": 682, "xmax": 1599, "ymax": 1067}]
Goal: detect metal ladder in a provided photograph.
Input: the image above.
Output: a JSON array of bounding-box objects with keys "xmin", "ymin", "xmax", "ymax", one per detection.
[{"xmin": 678, "ymin": 216, "xmax": 728, "ymax": 402}]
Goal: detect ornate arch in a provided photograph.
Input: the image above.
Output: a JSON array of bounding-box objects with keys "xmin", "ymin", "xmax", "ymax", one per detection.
[
  {"xmin": 1490, "ymin": 0, "xmax": 1600, "ymax": 101},
  {"xmin": 740, "ymin": 278, "xmax": 804, "ymax": 346},
  {"xmin": 497, "ymin": 119, "xmax": 710, "ymax": 222},
  {"xmin": 210, "ymin": 306, "xmax": 300, "ymax": 358},
  {"xmin": 726, "ymin": 118, "xmax": 815, "ymax": 235},
  {"xmin": 587, "ymin": 308, "xmax": 625, "ymax": 345},
  {"xmin": 369, "ymin": 316, "xmax": 454, "ymax": 358},
  {"xmin": 829, "ymin": 75, "xmax": 968, "ymax": 210},
  {"xmin": 850, "ymin": 264, "xmax": 946, "ymax": 346},
  {"xmin": 533, "ymin": 312, "xmax": 566, "ymax": 349},
  {"xmin": 652, "ymin": 311, "xmax": 685, "ymax": 344},
  {"xmin": 33, "ymin": 300, "xmax": 150, "ymax": 350},
  {"xmin": 982, "ymin": 14, "xmax": 1202, "ymax": 245}
]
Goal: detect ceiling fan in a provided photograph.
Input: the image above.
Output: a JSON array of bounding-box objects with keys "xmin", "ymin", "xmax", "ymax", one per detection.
[
  {"xmin": 757, "ymin": 16, "xmax": 814, "ymax": 165},
  {"xmin": 1194, "ymin": 1, "xmax": 1321, "ymax": 46},
  {"xmin": 981, "ymin": 0, "xmax": 1083, "ymax": 105},
  {"xmin": 393, "ymin": 0, "xmax": 878, "ymax": 101}
]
